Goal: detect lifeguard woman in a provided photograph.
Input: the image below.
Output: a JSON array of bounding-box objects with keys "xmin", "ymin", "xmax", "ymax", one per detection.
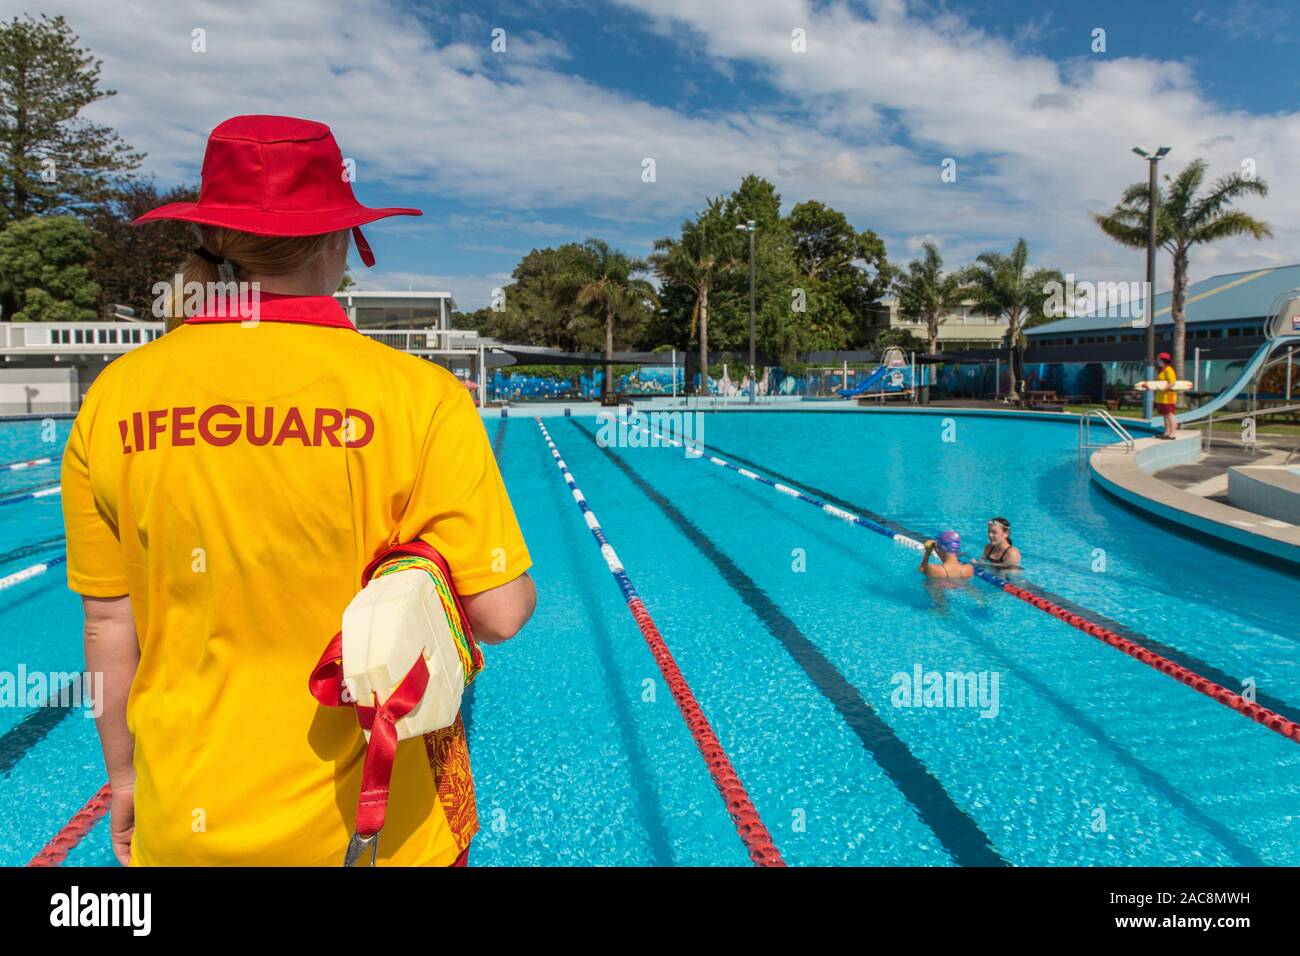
[
  {"xmin": 61, "ymin": 115, "xmax": 535, "ymax": 866},
  {"xmin": 1155, "ymin": 351, "xmax": 1179, "ymax": 439}
]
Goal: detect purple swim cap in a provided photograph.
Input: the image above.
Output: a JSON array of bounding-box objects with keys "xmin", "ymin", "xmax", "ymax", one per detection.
[{"xmin": 938, "ymin": 530, "xmax": 961, "ymax": 554}]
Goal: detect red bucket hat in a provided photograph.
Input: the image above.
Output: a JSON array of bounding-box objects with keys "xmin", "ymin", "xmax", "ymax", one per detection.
[{"xmin": 133, "ymin": 115, "xmax": 421, "ymax": 266}]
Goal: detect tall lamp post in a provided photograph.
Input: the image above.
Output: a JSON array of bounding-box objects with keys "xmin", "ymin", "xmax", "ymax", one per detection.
[
  {"xmin": 1132, "ymin": 145, "xmax": 1170, "ymax": 419},
  {"xmin": 736, "ymin": 219, "xmax": 757, "ymax": 403}
]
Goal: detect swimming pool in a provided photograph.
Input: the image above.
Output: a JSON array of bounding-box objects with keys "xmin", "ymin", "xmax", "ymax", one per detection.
[{"xmin": 2, "ymin": 410, "xmax": 1298, "ymax": 866}]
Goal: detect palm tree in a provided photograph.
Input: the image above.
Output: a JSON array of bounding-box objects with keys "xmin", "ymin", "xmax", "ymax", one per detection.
[
  {"xmin": 894, "ymin": 242, "xmax": 965, "ymax": 355},
  {"xmin": 961, "ymin": 239, "xmax": 1064, "ymax": 404},
  {"xmin": 1093, "ymin": 158, "xmax": 1271, "ymax": 379},
  {"xmin": 574, "ymin": 239, "xmax": 656, "ymax": 403},
  {"xmin": 650, "ymin": 198, "xmax": 737, "ymax": 396}
]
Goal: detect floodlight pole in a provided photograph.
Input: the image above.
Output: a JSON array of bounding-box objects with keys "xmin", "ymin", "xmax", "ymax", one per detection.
[
  {"xmin": 737, "ymin": 220, "xmax": 757, "ymax": 403},
  {"xmin": 1133, "ymin": 145, "xmax": 1170, "ymax": 419}
]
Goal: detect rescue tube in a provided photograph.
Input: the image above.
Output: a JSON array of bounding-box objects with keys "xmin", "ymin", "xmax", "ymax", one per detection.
[
  {"xmin": 341, "ymin": 558, "xmax": 469, "ymax": 738},
  {"xmin": 1134, "ymin": 380, "xmax": 1193, "ymax": 391},
  {"xmin": 310, "ymin": 541, "xmax": 483, "ymax": 864}
]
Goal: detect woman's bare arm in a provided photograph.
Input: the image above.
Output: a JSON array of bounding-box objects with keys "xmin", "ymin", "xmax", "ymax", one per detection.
[
  {"xmin": 82, "ymin": 594, "xmax": 139, "ymax": 865},
  {"xmin": 83, "ymin": 595, "xmax": 137, "ymax": 781},
  {"xmin": 460, "ymin": 573, "xmax": 536, "ymax": 645}
]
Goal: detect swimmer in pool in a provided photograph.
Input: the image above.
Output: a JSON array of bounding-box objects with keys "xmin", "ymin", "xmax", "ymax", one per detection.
[
  {"xmin": 920, "ymin": 530, "xmax": 973, "ymax": 580},
  {"xmin": 980, "ymin": 517, "xmax": 1022, "ymax": 569}
]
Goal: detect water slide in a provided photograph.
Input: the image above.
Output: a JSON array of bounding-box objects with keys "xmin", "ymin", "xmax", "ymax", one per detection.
[
  {"xmin": 1157, "ymin": 291, "xmax": 1300, "ymax": 426},
  {"xmin": 1164, "ymin": 340, "xmax": 1274, "ymax": 426},
  {"xmin": 837, "ymin": 365, "xmax": 890, "ymax": 398}
]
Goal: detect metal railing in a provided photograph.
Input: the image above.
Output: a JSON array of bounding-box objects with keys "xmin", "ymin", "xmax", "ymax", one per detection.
[
  {"xmin": 0, "ymin": 322, "xmax": 165, "ymax": 353},
  {"xmin": 1078, "ymin": 407, "xmax": 1135, "ymax": 466},
  {"xmin": 1202, "ymin": 401, "xmax": 1300, "ymax": 453},
  {"xmin": 0, "ymin": 321, "xmax": 485, "ymax": 357}
]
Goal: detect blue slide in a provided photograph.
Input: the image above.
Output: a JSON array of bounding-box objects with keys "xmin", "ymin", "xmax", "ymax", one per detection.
[
  {"xmin": 838, "ymin": 365, "xmax": 890, "ymax": 398},
  {"xmin": 1160, "ymin": 339, "xmax": 1291, "ymax": 426}
]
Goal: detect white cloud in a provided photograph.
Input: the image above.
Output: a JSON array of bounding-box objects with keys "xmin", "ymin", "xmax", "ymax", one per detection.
[
  {"xmin": 358, "ymin": 269, "xmax": 512, "ymax": 307},
  {"xmin": 8, "ymin": 0, "xmax": 1295, "ymax": 308}
]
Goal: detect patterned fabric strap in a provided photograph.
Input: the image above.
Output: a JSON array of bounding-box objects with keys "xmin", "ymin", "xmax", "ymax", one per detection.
[{"xmin": 371, "ymin": 554, "xmax": 484, "ymax": 684}]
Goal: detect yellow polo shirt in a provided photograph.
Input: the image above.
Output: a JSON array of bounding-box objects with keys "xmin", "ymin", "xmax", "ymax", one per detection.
[
  {"xmin": 61, "ymin": 294, "xmax": 530, "ymax": 866},
  {"xmin": 1155, "ymin": 364, "xmax": 1178, "ymax": 407}
]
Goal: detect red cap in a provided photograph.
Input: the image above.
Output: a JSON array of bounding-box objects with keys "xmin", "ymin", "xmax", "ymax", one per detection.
[
  {"xmin": 1157, "ymin": 352, "xmax": 1172, "ymax": 361},
  {"xmin": 133, "ymin": 115, "xmax": 421, "ymax": 267}
]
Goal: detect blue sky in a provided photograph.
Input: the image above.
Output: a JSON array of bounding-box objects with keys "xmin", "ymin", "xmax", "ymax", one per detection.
[{"xmin": 10, "ymin": 0, "xmax": 1298, "ymax": 308}]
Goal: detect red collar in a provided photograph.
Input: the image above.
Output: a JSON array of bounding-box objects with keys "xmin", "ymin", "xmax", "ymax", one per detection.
[{"xmin": 183, "ymin": 292, "xmax": 354, "ymax": 329}]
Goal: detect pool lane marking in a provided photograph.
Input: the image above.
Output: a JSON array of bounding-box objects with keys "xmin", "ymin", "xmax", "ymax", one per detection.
[
  {"xmin": 491, "ymin": 418, "xmax": 507, "ymax": 460},
  {"xmin": 28, "ymin": 784, "xmax": 113, "ymax": 867},
  {"xmin": 652, "ymin": 435, "xmax": 1268, "ymax": 862},
  {"xmin": 535, "ymin": 419, "xmax": 785, "ymax": 867},
  {"xmin": 568, "ymin": 419, "xmax": 1005, "ymax": 867},
  {"xmin": 632, "ymin": 423, "xmax": 1300, "ymax": 745},
  {"xmin": 701, "ymin": 435, "xmax": 1300, "ymax": 736},
  {"xmin": 0, "ymin": 484, "xmax": 61, "ymax": 506},
  {"xmin": 1, "ymin": 457, "xmax": 52, "ymax": 471},
  {"xmin": 0, "ymin": 679, "xmax": 81, "ymax": 777},
  {"xmin": 0, "ymin": 535, "xmax": 65, "ymax": 567}
]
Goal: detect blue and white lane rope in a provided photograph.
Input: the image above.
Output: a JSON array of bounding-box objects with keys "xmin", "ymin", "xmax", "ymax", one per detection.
[
  {"xmin": 623, "ymin": 421, "xmax": 928, "ymax": 551},
  {"xmin": 0, "ymin": 554, "xmax": 67, "ymax": 591},
  {"xmin": 535, "ymin": 418, "xmax": 785, "ymax": 865},
  {"xmin": 0, "ymin": 484, "xmax": 61, "ymax": 507}
]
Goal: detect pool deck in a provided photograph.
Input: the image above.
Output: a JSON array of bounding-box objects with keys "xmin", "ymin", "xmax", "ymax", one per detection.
[
  {"xmin": 1090, "ymin": 432, "xmax": 1300, "ymax": 570},
  {"xmin": 471, "ymin": 397, "xmax": 1160, "ymax": 429}
]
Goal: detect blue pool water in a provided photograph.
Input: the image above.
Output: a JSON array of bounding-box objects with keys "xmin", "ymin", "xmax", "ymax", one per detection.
[{"xmin": 2, "ymin": 411, "xmax": 1298, "ymax": 866}]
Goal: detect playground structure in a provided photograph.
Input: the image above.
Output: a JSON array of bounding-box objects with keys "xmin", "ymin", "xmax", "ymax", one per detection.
[{"xmin": 833, "ymin": 347, "xmax": 928, "ymax": 402}]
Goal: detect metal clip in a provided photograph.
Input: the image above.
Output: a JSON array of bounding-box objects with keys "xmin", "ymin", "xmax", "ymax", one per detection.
[{"xmin": 344, "ymin": 830, "xmax": 380, "ymax": 867}]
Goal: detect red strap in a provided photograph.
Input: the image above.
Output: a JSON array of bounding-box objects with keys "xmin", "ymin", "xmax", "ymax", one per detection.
[
  {"xmin": 354, "ymin": 654, "xmax": 430, "ymax": 835},
  {"xmin": 310, "ymin": 631, "xmax": 430, "ymax": 837},
  {"xmin": 309, "ymin": 540, "xmax": 473, "ymax": 843}
]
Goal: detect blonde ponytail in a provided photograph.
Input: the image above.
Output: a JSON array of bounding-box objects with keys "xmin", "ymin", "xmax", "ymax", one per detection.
[{"xmin": 165, "ymin": 226, "xmax": 344, "ymax": 331}]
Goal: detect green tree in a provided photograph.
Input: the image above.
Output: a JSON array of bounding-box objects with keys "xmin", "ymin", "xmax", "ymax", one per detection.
[
  {"xmin": 1092, "ymin": 158, "xmax": 1271, "ymax": 379},
  {"xmin": 718, "ymin": 176, "xmax": 795, "ymax": 362},
  {"xmin": 1, "ymin": 13, "xmax": 143, "ymax": 318},
  {"xmin": 651, "ymin": 198, "xmax": 739, "ymax": 393},
  {"xmin": 480, "ymin": 244, "xmax": 603, "ymax": 351},
  {"xmin": 787, "ymin": 199, "xmax": 892, "ymax": 317},
  {"xmin": 0, "ymin": 214, "xmax": 100, "ymax": 321},
  {"xmin": 573, "ymin": 238, "xmax": 657, "ymax": 401},
  {"xmin": 871, "ymin": 326, "xmax": 918, "ymax": 351},
  {"xmin": 0, "ymin": 14, "xmax": 142, "ymax": 224},
  {"xmin": 894, "ymin": 242, "xmax": 965, "ymax": 355},
  {"xmin": 84, "ymin": 179, "xmax": 197, "ymax": 318},
  {"xmin": 961, "ymin": 239, "xmax": 1064, "ymax": 403}
]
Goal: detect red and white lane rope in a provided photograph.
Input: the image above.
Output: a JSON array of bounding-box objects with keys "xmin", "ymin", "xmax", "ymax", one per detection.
[
  {"xmin": 624, "ymin": 419, "xmax": 1300, "ymax": 745},
  {"xmin": 536, "ymin": 419, "xmax": 785, "ymax": 866},
  {"xmin": 2, "ymin": 456, "xmax": 52, "ymax": 471},
  {"xmin": 28, "ymin": 783, "xmax": 112, "ymax": 867}
]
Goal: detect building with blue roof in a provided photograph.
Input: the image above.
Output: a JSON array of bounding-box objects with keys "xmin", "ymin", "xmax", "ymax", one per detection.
[
  {"xmin": 1026, "ymin": 264, "xmax": 1300, "ymax": 348},
  {"xmin": 935, "ymin": 264, "xmax": 1300, "ymax": 403}
]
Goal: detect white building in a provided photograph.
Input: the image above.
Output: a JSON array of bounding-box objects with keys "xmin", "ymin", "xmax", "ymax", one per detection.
[
  {"xmin": 0, "ymin": 291, "xmax": 494, "ymax": 414},
  {"xmin": 863, "ymin": 298, "xmax": 1010, "ymax": 351}
]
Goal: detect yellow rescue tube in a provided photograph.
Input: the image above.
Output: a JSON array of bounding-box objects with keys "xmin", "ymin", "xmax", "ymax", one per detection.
[{"xmin": 1134, "ymin": 380, "xmax": 1193, "ymax": 391}]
